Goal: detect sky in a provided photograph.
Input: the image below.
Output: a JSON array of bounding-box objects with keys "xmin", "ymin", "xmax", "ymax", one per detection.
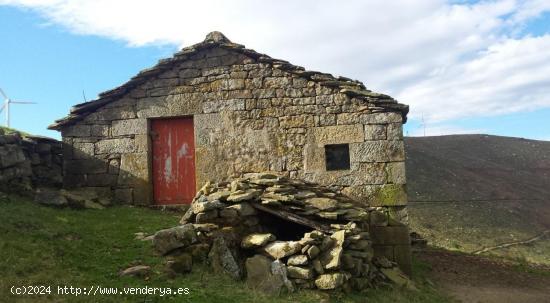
[{"xmin": 0, "ymin": 0, "xmax": 549, "ymax": 140}]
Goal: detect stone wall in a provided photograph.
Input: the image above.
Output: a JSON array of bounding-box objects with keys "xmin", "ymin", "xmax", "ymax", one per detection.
[
  {"xmin": 60, "ymin": 46, "xmax": 407, "ymax": 217},
  {"xmin": 0, "ymin": 131, "xmax": 63, "ymax": 193}
]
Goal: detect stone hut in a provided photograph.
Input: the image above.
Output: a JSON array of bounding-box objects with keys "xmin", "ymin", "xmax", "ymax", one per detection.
[{"xmin": 49, "ymin": 32, "xmax": 409, "ymax": 220}]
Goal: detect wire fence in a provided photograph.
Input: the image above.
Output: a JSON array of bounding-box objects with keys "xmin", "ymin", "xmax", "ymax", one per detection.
[{"xmin": 407, "ymin": 198, "xmax": 547, "ymax": 206}]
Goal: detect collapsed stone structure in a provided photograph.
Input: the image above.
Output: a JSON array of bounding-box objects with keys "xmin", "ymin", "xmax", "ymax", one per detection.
[
  {"xmin": 0, "ymin": 130, "xmax": 62, "ymax": 193},
  {"xmin": 151, "ymin": 173, "xmax": 412, "ymax": 293}
]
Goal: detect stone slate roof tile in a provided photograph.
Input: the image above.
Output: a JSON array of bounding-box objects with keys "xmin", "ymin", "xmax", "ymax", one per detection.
[{"xmin": 49, "ymin": 31, "xmax": 408, "ymax": 130}]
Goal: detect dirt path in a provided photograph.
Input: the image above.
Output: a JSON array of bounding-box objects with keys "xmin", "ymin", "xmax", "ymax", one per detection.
[{"xmin": 416, "ymin": 249, "xmax": 550, "ymax": 303}]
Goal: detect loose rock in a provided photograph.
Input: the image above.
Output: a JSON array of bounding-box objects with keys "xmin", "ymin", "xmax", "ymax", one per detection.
[
  {"xmin": 315, "ymin": 273, "xmax": 346, "ymax": 290},
  {"xmin": 263, "ymin": 241, "xmax": 302, "ymax": 259},
  {"xmin": 287, "ymin": 255, "xmax": 308, "ymax": 266},
  {"xmin": 153, "ymin": 224, "xmax": 197, "ymax": 255},
  {"xmin": 208, "ymin": 237, "xmax": 243, "ymax": 280},
  {"xmin": 241, "ymin": 233, "xmax": 276, "ymax": 249},
  {"xmin": 119, "ymin": 265, "xmax": 150, "ymax": 277},
  {"xmin": 320, "ymin": 230, "xmax": 345, "ymax": 270},
  {"xmin": 245, "ymin": 255, "xmax": 285, "ymax": 295},
  {"xmin": 287, "ymin": 266, "xmax": 314, "ymax": 280},
  {"xmin": 167, "ymin": 253, "xmax": 193, "ymax": 274}
]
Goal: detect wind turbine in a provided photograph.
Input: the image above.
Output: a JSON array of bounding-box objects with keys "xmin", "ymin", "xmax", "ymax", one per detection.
[{"xmin": 0, "ymin": 88, "xmax": 37, "ymax": 128}]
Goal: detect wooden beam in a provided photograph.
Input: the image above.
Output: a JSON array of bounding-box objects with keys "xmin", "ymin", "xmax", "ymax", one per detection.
[{"xmin": 251, "ymin": 204, "xmax": 332, "ymax": 233}]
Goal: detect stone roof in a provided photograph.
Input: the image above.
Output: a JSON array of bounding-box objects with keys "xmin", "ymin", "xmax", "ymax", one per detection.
[{"xmin": 49, "ymin": 31, "xmax": 409, "ymax": 130}]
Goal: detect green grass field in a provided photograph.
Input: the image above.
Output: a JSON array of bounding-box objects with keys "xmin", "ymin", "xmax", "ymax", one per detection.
[{"xmin": 0, "ymin": 194, "xmax": 454, "ymax": 303}]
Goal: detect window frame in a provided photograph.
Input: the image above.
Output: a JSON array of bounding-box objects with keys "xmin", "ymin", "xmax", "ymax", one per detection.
[{"xmin": 324, "ymin": 143, "xmax": 351, "ymax": 171}]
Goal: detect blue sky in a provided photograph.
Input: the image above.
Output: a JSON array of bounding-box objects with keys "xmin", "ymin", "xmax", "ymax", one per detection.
[
  {"xmin": 0, "ymin": 6, "xmax": 177, "ymax": 138},
  {"xmin": 0, "ymin": 1, "xmax": 549, "ymax": 140}
]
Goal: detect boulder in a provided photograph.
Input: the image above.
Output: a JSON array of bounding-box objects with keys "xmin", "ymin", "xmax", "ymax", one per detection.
[
  {"xmin": 293, "ymin": 279, "xmax": 315, "ymax": 289},
  {"xmin": 245, "ymin": 255, "xmax": 285, "ymax": 295},
  {"xmin": 348, "ymin": 240, "xmax": 370, "ymax": 250},
  {"xmin": 294, "ymin": 191, "xmax": 316, "ymax": 199},
  {"xmin": 153, "ymin": 224, "xmax": 197, "ymax": 255},
  {"xmin": 261, "ymin": 192, "xmax": 293, "ymax": 202},
  {"xmin": 320, "ymin": 230, "xmax": 345, "ymax": 270},
  {"xmin": 314, "ymin": 273, "xmax": 345, "ymax": 290},
  {"xmin": 241, "ymin": 233, "xmax": 276, "ymax": 249},
  {"xmin": 263, "ymin": 241, "xmax": 302, "ymax": 259},
  {"xmin": 304, "ymin": 197, "xmax": 338, "ymax": 210},
  {"xmin": 265, "ymin": 185, "xmax": 294, "ymax": 193},
  {"xmin": 195, "ymin": 209, "xmax": 218, "ymax": 223},
  {"xmin": 287, "ymin": 266, "xmax": 314, "ymax": 280},
  {"xmin": 207, "ymin": 190, "xmax": 231, "ymax": 201},
  {"xmin": 249, "ymin": 178, "xmax": 278, "ymax": 186},
  {"xmin": 317, "ymin": 212, "xmax": 338, "ymax": 220},
  {"xmin": 34, "ymin": 188, "xmax": 67, "ymax": 207},
  {"xmin": 380, "ymin": 267, "xmax": 417, "ymax": 290},
  {"xmin": 312, "ymin": 259, "xmax": 324, "ymax": 275},
  {"xmin": 219, "ymin": 208, "xmax": 239, "ymax": 218},
  {"xmin": 60, "ymin": 189, "xmax": 111, "ymax": 208},
  {"xmin": 83, "ymin": 200, "xmax": 105, "ymax": 209},
  {"xmin": 226, "ymin": 189, "xmax": 261, "ymax": 202},
  {"xmin": 271, "ymin": 260, "xmax": 295, "ymax": 292},
  {"xmin": 287, "ymin": 255, "xmax": 308, "ymax": 266},
  {"xmin": 307, "ymin": 245, "xmax": 320, "ymax": 259},
  {"xmin": 179, "ymin": 206, "xmax": 194, "ymax": 224},
  {"xmin": 208, "ymin": 236, "xmax": 243, "ymax": 280},
  {"xmin": 192, "ymin": 223, "xmax": 219, "ymax": 233},
  {"xmin": 134, "ymin": 232, "xmax": 147, "ymax": 240},
  {"xmin": 227, "ymin": 202, "xmax": 257, "ymax": 216},
  {"xmin": 319, "ymin": 236, "xmax": 335, "ymax": 251},
  {"xmin": 192, "ymin": 199, "xmax": 225, "ymax": 214},
  {"xmin": 119, "ymin": 265, "xmax": 150, "ymax": 277},
  {"xmin": 167, "ymin": 253, "xmax": 193, "ymax": 274},
  {"xmin": 184, "ymin": 243, "xmax": 211, "ymax": 262},
  {"xmin": 260, "ymin": 198, "xmax": 282, "ymax": 207}
]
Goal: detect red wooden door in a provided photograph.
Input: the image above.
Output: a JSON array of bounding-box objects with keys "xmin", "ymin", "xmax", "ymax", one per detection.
[{"xmin": 151, "ymin": 117, "xmax": 196, "ymax": 205}]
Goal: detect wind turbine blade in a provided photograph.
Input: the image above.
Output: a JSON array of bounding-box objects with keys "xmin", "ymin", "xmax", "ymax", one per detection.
[
  {"xmin": 0, "ymin": 88, "xmax": 7, "ymax": 99},
  {"xmin": 0, "ymin": 103, "xmax": 5, "ymax": 114},
  {"xmin": 11, "ymin": 101, "xmax": 37, "ymax": 104}
]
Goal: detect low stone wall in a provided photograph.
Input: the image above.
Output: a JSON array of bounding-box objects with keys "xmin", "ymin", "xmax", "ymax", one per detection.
[{"xmin": 0, "ymin": 131, "xmax": 62, "ymax": 193}]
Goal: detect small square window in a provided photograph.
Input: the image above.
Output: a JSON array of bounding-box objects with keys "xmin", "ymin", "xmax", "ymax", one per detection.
[{"xmin": 325, "ymin": 144, "xmax": 350, "ymax": 171}]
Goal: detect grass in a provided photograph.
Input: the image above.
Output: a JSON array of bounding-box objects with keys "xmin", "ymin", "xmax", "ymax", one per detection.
[
  {"xmin": 0, "ymin": 126, "xmax": 32, "ymax": 137},
  {"xmin": 408, "ymin": 201, "xmax": 550, "ymax": 265},
  {"xmin": 0, "ymin": 194, "xmax": 454, "ymax": 303}
]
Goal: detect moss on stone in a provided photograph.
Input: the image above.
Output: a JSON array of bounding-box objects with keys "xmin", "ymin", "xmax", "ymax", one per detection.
[{"xmin": 372, "ymin": 184, "xmax": 407, "ymax": 206}]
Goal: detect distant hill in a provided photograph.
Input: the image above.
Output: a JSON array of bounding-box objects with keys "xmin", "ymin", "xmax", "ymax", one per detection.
[{"xmin": 405, "ymin": 135, "xmax": 550, "ymax": 264}]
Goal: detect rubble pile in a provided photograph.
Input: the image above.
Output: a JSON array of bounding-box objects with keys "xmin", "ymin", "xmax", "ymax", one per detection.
[{"xmin": 151, "ymin": 173, "xmax": 411, "ymax": 294}]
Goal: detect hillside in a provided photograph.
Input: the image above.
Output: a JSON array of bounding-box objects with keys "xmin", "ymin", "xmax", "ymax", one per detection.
[{"xmin": 405, "ymin": 135, "xmax": 550, "ymax": 264}]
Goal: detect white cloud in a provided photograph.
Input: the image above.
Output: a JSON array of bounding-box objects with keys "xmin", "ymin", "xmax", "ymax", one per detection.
[
  {"xmin": 400, "ymin": 35, "xmax": 550, "ymax": 122},
  {"xmin": 1, "ymin": 0, "xmax": 550, "ymax": 125}
]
